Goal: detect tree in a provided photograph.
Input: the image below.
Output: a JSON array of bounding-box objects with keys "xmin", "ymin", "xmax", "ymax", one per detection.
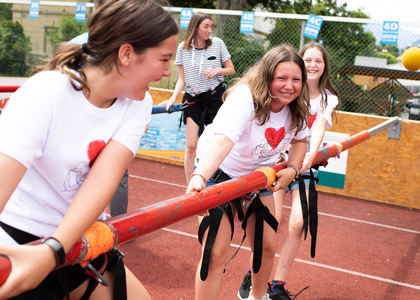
[
  {"xmin": 49, "ymin": 14, "xmax": 88, "ymax": 50},
  {"xmin": 375, "ymin": 52, "xmax": 398, "ymax": 65},
  {"xmin": 0, "ymin": 20, "xmax": 32, "ymax": 76},
  {"xmin": 0, "ymin": 3, "xmax": 12, "ymax": 21},
  {"xmin": 375, "ymin": 44, "xmax": 400, "ymax": 58},
  {"xmin": 221, "ymin": 19, "xmax": 266, "ymax": 83}
]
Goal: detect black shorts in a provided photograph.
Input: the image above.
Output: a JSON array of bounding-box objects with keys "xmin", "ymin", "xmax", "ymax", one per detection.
[
  {"xmin": 9, "ymin": 254, "xmax": 104, "ymax": 300},
  {"xmin": 183, "ymin": 82, "xmax": 226, "ymax": 126}
]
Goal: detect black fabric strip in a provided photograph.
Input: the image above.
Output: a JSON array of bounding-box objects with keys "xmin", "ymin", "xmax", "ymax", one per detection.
[
  {"xmin": 0, "ymin": 221, "xmax": 39, "ymax": 244},
  {"xmin": 309, "ymin": 168, "xmax": 318, "ymax": 258},
  {"xmin": 109, "ymin": 249, "xmax": 127, "ymax": 300},
  {"xmin": 200, "ymin": 206, "xmax": 225, "ymax": 281},
  {"xmin": 241, "ymin": 197, "xmax": 278, "ymax": 275},
  {"xmin": 298, "ymin": 176, "xmax": 309, "ymax": 240},
  {"xmin": 253, "ymin": 205, "xmax": 264, "ymax": 274}
]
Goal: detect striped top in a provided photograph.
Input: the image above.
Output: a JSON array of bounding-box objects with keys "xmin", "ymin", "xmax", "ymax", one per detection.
[{"xmin": 175, "ymin": 37, "xmax": 231, "ymax": 96}]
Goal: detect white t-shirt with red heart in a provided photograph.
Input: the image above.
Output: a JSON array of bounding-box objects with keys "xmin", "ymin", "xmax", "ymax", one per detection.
[
  {"xmin": 0, "ymin": 71, "xmax": 152, "ymax": 243},
  {"xmin": 196, "ymin": 84, "xmax": 308, "ymax": 179}
]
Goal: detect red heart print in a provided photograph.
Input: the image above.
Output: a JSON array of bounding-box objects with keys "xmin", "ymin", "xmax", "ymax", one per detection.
[
  {"xmin": 308, "ymin": 113, "xmax": 317, "ymax": 129},
  {"xmin": 265, "ymin": 127, "xmax": 285, "ymax": 149},
  {"xmin": 87, "ymin": 140, "xmax": 106, "ymax": 168}
]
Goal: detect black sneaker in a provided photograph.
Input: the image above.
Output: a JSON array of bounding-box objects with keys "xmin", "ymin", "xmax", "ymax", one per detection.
[
  {"xmin": 237, "ymin": 272, "xmax": 252, "ymax": 299},
  {"xmin": 269, "ymin": 290, "xmax": 293, "ymax": 300},
  {"xmin": 269, "ymin": 285, "xmax": 309, "ymax": 300}
]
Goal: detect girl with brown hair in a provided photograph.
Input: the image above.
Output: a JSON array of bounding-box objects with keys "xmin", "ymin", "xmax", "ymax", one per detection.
[
  {"xmin": 238, "ymin": 41, "xmax": 340, "ymax": 300},
  {"xmin": 187, "ymin": 44, "xmax": 309, "ymax": 300},
  {"xmin": 0, "ymin": 0, "xmax": 178, "ymax": 299},
  {"xmin": 161, "ymin": 12, "xmax": 235, "ymax": 185}
]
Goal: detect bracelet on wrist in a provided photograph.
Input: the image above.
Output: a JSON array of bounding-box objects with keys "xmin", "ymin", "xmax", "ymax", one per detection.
[
  {"xmin": 42, "ymin": 237, "xmax": 66, "ymax": 268},
  {"xmin": 190, "ymin": 173, "xmax": 207, "ymax": 185},
  {"xmin": 288, "ymin": 165, "xmax": 299, "ymax": 179}
]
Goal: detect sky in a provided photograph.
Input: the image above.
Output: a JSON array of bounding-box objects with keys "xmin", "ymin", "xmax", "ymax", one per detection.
[{"xmin": 336, "ymin": 0, "xmax": 420, "ymax": 24}]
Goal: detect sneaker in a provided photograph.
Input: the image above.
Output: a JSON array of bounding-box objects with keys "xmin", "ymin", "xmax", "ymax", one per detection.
[
  {"xmin": 268, "ymin": 290, "xmax": 293, "ymax": 300},
  {"xmin": 248, "ymin": 293, "xmax": 270, "ymax": 300},
  {"xmin": 237, "ymin": 272, "xmax": 252, "ymax": 299},
  {"xmin": 268, "ymin": 285, "xmax": 309, "ymax": 300}
]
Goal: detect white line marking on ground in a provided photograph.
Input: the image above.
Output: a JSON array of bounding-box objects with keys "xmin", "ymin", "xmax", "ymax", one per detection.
[
  {"xmin": 162, "ymin": 228, "xmax": 420, "ymax": 291},
  {"xmin": 162, "ymin": 227, "xmax": 196, "ymax": 238},
  {"xmin": 129, "ymin": 175, "xmax": 187, "ymax": 188},
  {"xmin": 283, "ymin": 206, "xmax": 420, "ymax": 235},
  {"xmin": 321, "ymin": 212, "xmax": 420, "ymax": 234}
]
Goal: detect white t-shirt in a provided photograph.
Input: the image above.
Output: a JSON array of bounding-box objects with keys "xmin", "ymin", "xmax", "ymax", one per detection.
[
  {"xmin": 306, "ymin": 89, "xmax": 338, "ymax": 152},
  {"xmin": 175, "ymin": 37, "xmax": 231, "ymax": 95},
  {"xmin": 0, "ymin": 71, "xmax": 152, "ymax": 244},
  {"xmin": 196, "ymin": 85, "xmax": 308, "ymax": 179}
]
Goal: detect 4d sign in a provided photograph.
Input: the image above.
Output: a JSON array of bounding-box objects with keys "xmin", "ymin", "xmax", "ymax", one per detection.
[
  {"xmin": 303, "ymin": 14, "xmax": 323, "ymax": 40},
  {"xmin": 382, "ymin": 21, "xmax": 399, "ymax": 45}
]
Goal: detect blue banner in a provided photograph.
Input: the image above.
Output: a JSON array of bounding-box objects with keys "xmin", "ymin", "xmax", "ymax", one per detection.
[
  {"xmin": 240, "ymin": 12, "xmax": 255, "ymax": 34},
  {"xmin": 29, "ymin": 1, "xmax": 40, "ymax": 19},
  {"xmin": 303, "ymin": 14, "xmax": 323, "ymax": 40},
  {"xmin": 381, "ymin": 21, "xmax": 399, "ymax": 45},
  {"xmin": 180, "ymin": 8, "xmax": 193, "ymax": 29},
  {"xmin": 75, "ymin": 3, "xmax": 86, "ymax": 22}
]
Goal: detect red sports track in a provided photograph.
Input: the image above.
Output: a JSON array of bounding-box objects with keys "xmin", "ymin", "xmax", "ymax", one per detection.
[{"xmin": 123, "ymin": 158, "xmax": 420, "ymax": 300}]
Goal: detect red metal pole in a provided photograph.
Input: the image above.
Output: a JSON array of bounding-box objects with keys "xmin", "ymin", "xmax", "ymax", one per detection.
[
  {"xmin": 312, "ymin": 130, "xmax": 371, "ymax": 166},
  {"xmin": 109, "ymin": 166, "xmax": 277, "ymax": 244},
  {"xmin": 0, "ymin": 86, "xmax": 20, "ymax": 93}
]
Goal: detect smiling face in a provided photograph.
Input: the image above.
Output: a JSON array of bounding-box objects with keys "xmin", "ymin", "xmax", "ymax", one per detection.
[
  {"xmin": 303, "ymin": 47, "xmax": 325, "ymax": 84},
  {"xmin": 125, "ymin": 34, "xmax": 178, "ymax": 100},
  {"xmin": 269, "ymin": 61, "xmax": 303, "ymax": 112},
  {"xmin": 195, "ymin": 18, "xmax": 212, "ymax": 43}
]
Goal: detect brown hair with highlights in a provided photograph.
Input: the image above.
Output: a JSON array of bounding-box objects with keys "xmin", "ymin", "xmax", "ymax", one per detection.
[{"xmin": 182, "ymin": 12, "xmax": 212, "ymax": 51}]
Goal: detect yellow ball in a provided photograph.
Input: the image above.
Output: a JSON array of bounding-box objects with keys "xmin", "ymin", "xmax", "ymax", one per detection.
[{"xmin": 402, "ymin": 47, "xmax": 420, "ymax": 72}]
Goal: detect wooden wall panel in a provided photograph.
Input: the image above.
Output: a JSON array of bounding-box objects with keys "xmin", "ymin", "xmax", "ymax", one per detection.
[
  {"xmin": 148, "ymin": 88, "xmax": 184, "ymax": 106},
  {"xmin": 318, "ymin": 112, "xmax": 420, "ymax": 209}
]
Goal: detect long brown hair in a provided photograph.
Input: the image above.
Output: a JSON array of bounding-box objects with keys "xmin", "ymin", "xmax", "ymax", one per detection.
[
  {"xmin": 33, "ymin": 0, "xmax": 178, "ymax": 96},
  {"xmin": 299, "ymin": 41, "xmax": 340, "ymax": 121},
  {"xmin": 182, "ymin": 12, "xmax": 212, "ymax": 51},
  {"xmin": 224, "ymin": 44, "xmax": 310, "ymax": 135}
]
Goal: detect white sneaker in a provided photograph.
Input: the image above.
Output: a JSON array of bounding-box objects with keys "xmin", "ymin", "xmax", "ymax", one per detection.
[{"xmin": 247, "ymin": 292, "xmax": 270, "ymax": 300}]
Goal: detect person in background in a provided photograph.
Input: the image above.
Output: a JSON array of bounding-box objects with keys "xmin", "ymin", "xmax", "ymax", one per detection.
[
  {"xmin": 187, "ymin": 44, "xmax": 309, "ymax": 300},
  {"xmin": 160, "ymin": 12, "xmax": 235, "ymax": 185},
  {"xmin": 238, "ymin": 41, "xmax": 340, "ymax": 300},
  {"xmin": 0, "ymin": 0, "xmax": 178, "ymax": 299}
]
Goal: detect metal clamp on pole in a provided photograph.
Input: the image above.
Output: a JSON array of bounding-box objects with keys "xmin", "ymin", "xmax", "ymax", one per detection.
[
  {"xmin": 242, "ymin": 192, "xmax": 258, "ymax": 209},
  {"xmin": 85, "ymin": 261, "xmax": 110, "ymax": 287}
]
